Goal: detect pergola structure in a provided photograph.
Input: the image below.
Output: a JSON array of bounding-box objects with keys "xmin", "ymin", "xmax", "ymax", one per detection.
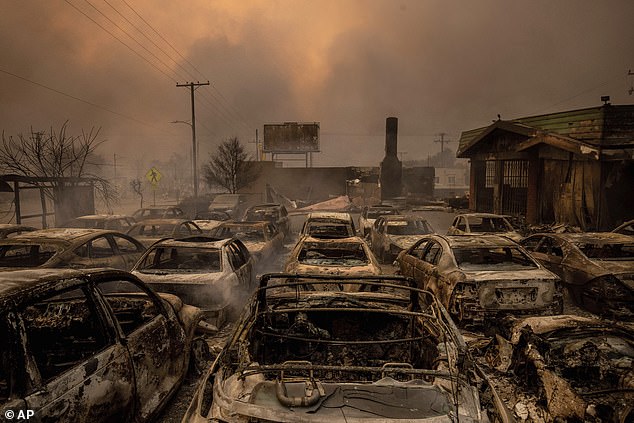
[{"xmin": 0, "ymin": 174, "xmax": 95, "ymax": 228}]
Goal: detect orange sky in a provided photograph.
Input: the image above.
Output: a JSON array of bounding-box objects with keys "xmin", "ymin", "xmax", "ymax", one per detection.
[{"xmin": 1, "ymin": 0, "xmax": 633, "ymax": 170}]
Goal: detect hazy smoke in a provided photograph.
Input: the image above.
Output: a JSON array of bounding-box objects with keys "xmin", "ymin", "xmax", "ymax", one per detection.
[{"xmin": 1, "ymin": 0, "xmax": 633, "ymax": 170}]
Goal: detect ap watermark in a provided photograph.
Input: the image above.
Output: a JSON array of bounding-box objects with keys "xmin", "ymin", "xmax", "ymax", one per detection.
[{"xmin": 4, "ymin": 409, "xmax": 35, "ymax": 420}]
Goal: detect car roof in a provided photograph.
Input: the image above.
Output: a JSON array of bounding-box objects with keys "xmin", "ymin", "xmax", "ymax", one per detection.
[
  {"xmin": 0, "ymin": 268, "xmax": 129, "ymax": 311},
  {"xmin": 219, "ymin": 221, "xmax": 268, "ymax": 228},
  {"xmin": 131, "ymin": 218, "xmax": 192, "ymax": 225},
  {"xmin": 2, "ymin": 228, "xmax": 123, "ymax": 245},
  {"xmin": 455, "ymin": 213, "xmax": 509, "ymax": 219},
  {"xmin": 248, "ymin": 203, "xmax": 282, "ymax": 209},
  {"xmin": 147, "ymin": 236, "xmax": 228, "ymax": 249},
  {"xmin": 75, "ymin": 214, "xmax": 132, "ymax": 220},
  {"xmin": 300, "ymin": 235, "xmax": 366, "ymax": 245},
  {"xmin": 545, "ymin": 232, "xmax": 634, "ymax": 244},
  {"xmin": 368, "ymin": 204, "xmax": 397, "ymax": 209},
  {"xmin": 307, "ymin": 212, "xmax": 352, "ymax": 220},
  {"xmin": 381, "ymin": 214, "xmax": 428, "ymax": 222},
  {"xmin": 441, "ymin": 234, "xmax": 520, "ymax": 248}
]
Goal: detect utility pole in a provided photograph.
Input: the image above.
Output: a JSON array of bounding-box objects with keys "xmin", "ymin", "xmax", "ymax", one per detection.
[
  {"xmin": 434, "ymin": 132, "xmax": 453, "ymax": 168},
  {"xmin": 176, "ymin": 81, "xmax": 209, "ymax": 203}
]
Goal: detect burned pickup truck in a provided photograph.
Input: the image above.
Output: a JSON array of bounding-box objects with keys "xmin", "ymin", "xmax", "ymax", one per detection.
[{"xmin": 182, "ymin": 274, "xmax": 512, "ymax": 422}]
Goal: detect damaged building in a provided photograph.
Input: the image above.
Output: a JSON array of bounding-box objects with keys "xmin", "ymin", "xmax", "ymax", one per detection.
[{"xmin": 457, "ymin": 102, "xmax": 634, "ymax": 231}]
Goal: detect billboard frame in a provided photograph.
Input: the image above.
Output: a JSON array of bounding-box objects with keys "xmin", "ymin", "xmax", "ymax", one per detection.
[{"xmin": 262, "ymin": 122, "xmax": 320, "ymax": 153}]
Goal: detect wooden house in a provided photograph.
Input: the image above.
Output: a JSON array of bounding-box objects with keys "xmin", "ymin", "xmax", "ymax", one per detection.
[{"xmin": 457, "ymin": 103, "xmax": 634, "ymax": 230}]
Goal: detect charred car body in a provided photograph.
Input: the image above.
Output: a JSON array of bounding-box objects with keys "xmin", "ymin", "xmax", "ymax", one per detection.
[
  {"xmin": 285, "ymin": 235, "xmax": 381, "ymax": 279},
  {"xmin": 0, "ymin": 228, "xmax": 145, "ymax": 271},
  {"xmin": 520, "ymin": 232, "xmax": 634, "ymax": 319},
  {"xmin": 358, "ymin": 204, "xmax": 400, "ymax": 237},
  {"xmin": 182, "ymin": 273, "xmax": 511, "ymax": 422},
  {"xmin": 243, "ymin": 203, "xmax": 290, "ymax": 237},
  {"xmin": 0, "ymin": 268, "xmax": 202, "ymax": 422},
  {"xmin": 61, "ymin": 214, "xmax": 136, "ymax": 232},
  {"xmin": 447, "ymin": 213, "xmax": 522, "ymax": 242},
  {"xmin": 488, "ymin": 315, "xmax": 634, "ymax": 422},
  {"xmin": 126, "ymin": 218, "xmax": 203, "ymax": 247},
  {"xmin": 131, "ymin": 236, "xmax": 254, "ymax": 326},
  {"xmin": 132, "ymin": 206, "xmax": 185, "ymax": 221},
  {"xmin": 370, "ymin": 214, "xmax": 435, "ymax": 263},
  {"xmin": 300, "ymin": 212, "xmax": 357, "ymax": 239},
  {"xmin": 210, "ymin": 221, "xmax": 283, "ymax": 269},
  {"xmin": 0, "ymin": 224, "xmax": 36, "ymax": 239},
  {"xmin": 396, "ymin": 234, "xmax": 563, "ymax": 325}
]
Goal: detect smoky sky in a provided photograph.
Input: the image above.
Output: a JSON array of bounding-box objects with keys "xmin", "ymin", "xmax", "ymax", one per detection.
[{"xmin": 1, "ymin": 0, "xmax": 633, "ymax": 172}]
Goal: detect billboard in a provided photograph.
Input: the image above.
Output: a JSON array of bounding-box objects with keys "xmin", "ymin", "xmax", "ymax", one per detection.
[{"xmin": 263, "ymin": 122, "xmax": 320, "ymax": 153}]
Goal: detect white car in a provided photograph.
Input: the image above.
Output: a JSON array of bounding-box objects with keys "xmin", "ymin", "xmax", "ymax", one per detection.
[{"xmin": 131, "ymin": 236, "xmax": 254, "ymax": 327}]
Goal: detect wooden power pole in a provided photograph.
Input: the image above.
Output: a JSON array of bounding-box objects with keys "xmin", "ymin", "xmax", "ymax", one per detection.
[{"xmin": 176, "ymin": 81, "xmax": 209, "ymax": 203}]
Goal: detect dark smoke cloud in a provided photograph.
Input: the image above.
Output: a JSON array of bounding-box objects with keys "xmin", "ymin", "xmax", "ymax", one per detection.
[{"xmin": 1, "ymin": 0, "xmax": 632, "ymax": 172}]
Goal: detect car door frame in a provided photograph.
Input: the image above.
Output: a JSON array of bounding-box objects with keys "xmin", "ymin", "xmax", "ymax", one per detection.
[
  {"xmin": 13, "ymin": 282, "xmax": 136, "ymax": 422},
  {"xmin": 91, "ymin": 273, "xmax": 188, "ymax": 422}
]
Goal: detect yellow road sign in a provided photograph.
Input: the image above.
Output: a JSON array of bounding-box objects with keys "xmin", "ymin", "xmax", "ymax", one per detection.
[{"xmin": 146, "ymin": 167, "xmax": 162, "ymax": 185}]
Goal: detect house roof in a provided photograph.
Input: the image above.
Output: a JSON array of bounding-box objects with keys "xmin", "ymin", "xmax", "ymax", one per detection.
[{"xmin": 457, "ymin": 104, "xmax": 634, "ymax": 159}]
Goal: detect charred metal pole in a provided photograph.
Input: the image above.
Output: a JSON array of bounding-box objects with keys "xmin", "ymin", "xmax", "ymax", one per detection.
[{"xmin": 176, "ymin": 81, "xmax": 209, "ymax": 202}]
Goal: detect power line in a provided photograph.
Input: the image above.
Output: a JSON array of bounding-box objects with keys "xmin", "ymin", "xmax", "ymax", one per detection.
[
  {"xmin": 64, "ymin": 0, "xmax": 176, "ymax": 83},
  {"xmin": 82, "ymin": 0, "xmax": 179, "ymax": 82},
  {"xmin": 117, "ymin": 0, "xmax": 254, "ymax": 130},
  {"xmin": 0, "ymin": 66, "xmax": 165, "ymax": 131}
]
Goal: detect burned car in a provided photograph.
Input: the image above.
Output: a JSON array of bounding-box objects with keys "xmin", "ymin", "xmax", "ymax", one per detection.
[
  {"xmin": 132, "ymin": 206, "xmax": 185, "ymax": 221},
  {"xmin": 520, "ymin": 232, "xmax": 634, "ymax": 318},
  {"xmin": 396, "ymin": 234, "xmax": 563, "ymax": 325},
  {"xmin": 0, "ymin": 268, "xmax": 202, "ymax": 422},
  {"xmin": 209, "ymin": 221, "xmax": 283, "ymax": 269},
  {"xmin": 358, "ymin": 204, "xmax": 400, "ymax": 237},
  {"xmin": 131, "ymin": 236, "xmax": 254, "ymax": 326},
  {"xmin": 300, "ymin": 212, "xmax": 357, "ymax": 239},
  {"xmin": 370, "ymin": 214, "xmax": 435, "ymax": 263},
  {"xmin": 243, "ymin": 203, "xmax": 290, "ymax": 237},
  {"xmin": 0, "ymin": 228, "xmax": 145, "ymax": 271},
  {"xmin": 285, "ymin": 235, "xmax": 381, "ymax": 279},
  {"xmin": 487, "ymin": 315, "xmax": 634, "ymax": 422},
  {"xmin": 612, "ymin": 219, "xmax": 634, "ymax": 237},
  {"xmin": 126, "ymin": 218, "xmax": 203, "ymax": 247},
  {"xmin": 0, "ymin": 224, "xmax": 36, "ymax": 239},
  {"xmin": 61, "ymin": 214, "xmax": 136, "ymax": 232},
  {"xmin": 193, "ymin": 211, "xmax": 232, "ymax": 234},
  {"xmin": 447, "ymin": 213, "xmax": 522, "ymax": 242},
  {"xmin": 182, "ymin": 273, "xmax": 511, "ymax": 422}
]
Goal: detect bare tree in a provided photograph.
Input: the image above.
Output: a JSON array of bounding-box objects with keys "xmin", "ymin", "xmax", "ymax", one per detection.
[
  {"xmin": 130, "ymin": 178, "xmax": 144, "ymax": 208},
  {"xmin": 0, "ymin": 121, "xmax": 117, "ymax": 207},
  {"xmin": 203, "ymin": 137, "xmax": 260, "ymax": 193}
]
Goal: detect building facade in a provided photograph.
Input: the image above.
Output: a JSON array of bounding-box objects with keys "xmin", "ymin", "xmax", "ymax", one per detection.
[{"xmin": 457, "ymin": 104, "xmax": 634, "ymax": 230}]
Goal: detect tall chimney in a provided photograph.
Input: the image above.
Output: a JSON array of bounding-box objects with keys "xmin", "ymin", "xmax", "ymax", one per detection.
[{"xmin": 380, "ymin": 117, "xmax": 402, "ymax": 200}]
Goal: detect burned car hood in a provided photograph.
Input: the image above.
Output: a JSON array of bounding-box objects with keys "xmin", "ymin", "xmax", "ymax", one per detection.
[
  {"xmin": 388, "ymin": 235, "xmax": 423, "ymax": 250},
  {"xmin": 288, "ymin": 262, "xmax": 381, "ymax": 277},
  {"xmin": 461, "ymin": 267, "xmax": 557, "ymax": 281},
  {"xmin": 131, "ymin": 270, "xmax": 226, "ymax": 284}
]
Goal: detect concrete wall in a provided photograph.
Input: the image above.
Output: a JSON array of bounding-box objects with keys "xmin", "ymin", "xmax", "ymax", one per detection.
[{"xmin": 240, "ymin": 161, "xmax": 356, "ymax": 203}]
